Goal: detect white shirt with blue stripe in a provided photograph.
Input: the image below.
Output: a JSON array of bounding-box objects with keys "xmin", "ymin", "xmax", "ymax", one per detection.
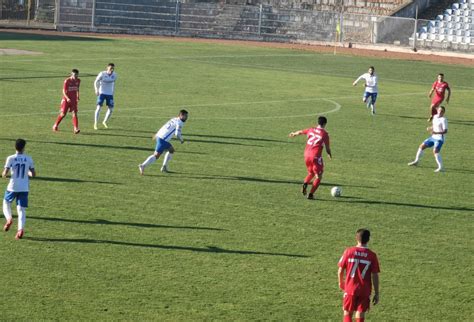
[
  {"xmin": 4, "ymin": 153, "xmax": 34, "ymax": 192},
  {"xmin": 156, "ymin": 117, "xmax": 184, "ymax": 142}
]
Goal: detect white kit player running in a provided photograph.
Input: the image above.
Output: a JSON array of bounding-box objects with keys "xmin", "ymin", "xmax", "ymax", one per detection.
[
  {"xmin": 408, "ymin": 105, "xmax": 448, "ymax": 172},
  {"xmin": 94, "ymin": 63, "xmax": 117, "ymax": 129},
  {"xmin": 353, "ymin": 66, "xmax": 378, "ymax": 115},
  {"xmin": 2, "ymin": 139, "xmax": 36, "ymax": 240},
  {"xmin": 139, "ymin": 110, "xmax": 189, "ymax": 175}
]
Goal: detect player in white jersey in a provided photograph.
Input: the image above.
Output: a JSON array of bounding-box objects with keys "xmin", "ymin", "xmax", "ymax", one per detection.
[
  {"xmin": 138, "ymin": 110, "xmax": 189, "ymax": 175},
  {"xmin": 353, "ymin": 66, "xmax": 378, "ymax": 115},
  {"xmin": 2, "ymin": 139, "xmax": 36, "ymax": 240},
  {"xmin": 94, "ymin": 63, "xmax": 118, "ymax": 130},
  {"xmin": 408, "ymin": 106, "xmax": 448, "ymax": 172}
]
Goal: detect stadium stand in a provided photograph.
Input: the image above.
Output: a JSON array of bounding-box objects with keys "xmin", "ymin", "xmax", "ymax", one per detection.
[{"xmin": 417, "ymin": 0, "xmax": 473, "ymax": 44}]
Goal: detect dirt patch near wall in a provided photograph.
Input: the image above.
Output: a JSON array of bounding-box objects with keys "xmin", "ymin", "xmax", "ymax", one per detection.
[
  {"xmin": 1, "ymin": 29, "xmax": 473, "ymax": 66},
  {"xmin": 0, "ymin": 48, "xmax": 42, "ymax": 56}
]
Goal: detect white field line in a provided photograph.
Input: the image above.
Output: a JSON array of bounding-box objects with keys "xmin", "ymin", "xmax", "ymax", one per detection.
[
  {"xmin": 0, "ymin": 91, "xmax": 427, "ymax": 118},
  {"xmin": 114, "ymin": 98, "xmax": 341, "ymax": 120}
]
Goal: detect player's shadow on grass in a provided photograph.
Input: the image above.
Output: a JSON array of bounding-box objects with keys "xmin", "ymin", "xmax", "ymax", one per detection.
[
  {"xmin": 34, "ymin": 176, "xmax": 121, "ymax": 185},
  {"xmin": 27, "ymin": 237, "xmax": 309, "ymax": 258},
  {"xmin": 28, "ymin": 216, "xmax": 225, "ymax": 231},
  {"xmin": 324, "ymin": 198, "xmax": 473, "ymax": 212},
  {"xmin": 186, "ymin": 133, "xmax": 297, "ymax": 144},
  {"xmin": 384, "ymin": 114, "xmax": 474, "ymax": 126},
  {"xmin": 173, "ymin": 173, "xmax": 375, "ymax": 188},
  {"xmin": 0, "ymin": 32, "xmax": 111, "ymax": 42},
  {"xmin": 187, "ymin": 138, "xmax": 264, "ymax": 147}
]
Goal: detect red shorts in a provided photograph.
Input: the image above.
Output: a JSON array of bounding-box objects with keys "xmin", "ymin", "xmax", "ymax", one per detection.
[
  {"xmin": 343, "ymin": 292, "xmax": 370, "ymax": 313},
  {"xmin": 60, "ymin": 98, "xmax": 78, "ymax": 113},
  {"xmin": 431, "ymin": 97, "xmax": 444, "ymax": 108},
  {"xmin": 305, "ymin": 156, "xmax": 324, "ymax": 176}
]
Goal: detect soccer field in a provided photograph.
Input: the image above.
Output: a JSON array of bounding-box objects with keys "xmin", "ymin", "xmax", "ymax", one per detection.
[{"xmin": 0, "ymin": 31, "xmax": 473, "ymax": 320}]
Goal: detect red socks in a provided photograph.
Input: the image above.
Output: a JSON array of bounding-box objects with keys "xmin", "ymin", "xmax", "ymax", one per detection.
[
  {"xmin": 72, "ymin": 114, "xmax": 79, "ymax": 129},
  {"xmin": 356, "ymin": 318, "xmax": 365, "ymax": 322},
  {"xmin": 304, "ymin": 174, "xmax": 314, "ymax": 184},
  {"xmin": 343, "ymin": 315, "xmax": 352, "ymax": 322},
  {"xmin": 309, "ymin": 178, "xmax": 321, "ymax": 195},
  {"xmin": 54, "ymin": 114, "xmax": 65, "ymax": 128}
]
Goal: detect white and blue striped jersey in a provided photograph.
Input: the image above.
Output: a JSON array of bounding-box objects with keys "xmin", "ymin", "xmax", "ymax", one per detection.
[
  {"xmin": 4, "ymin": 153, "xmax": 35, "ymax": 192},
  {"xmin": 156, "ymin": 117, "xmax": 184, "ymax": 142},
  {"xmin": 94, "ymin": 71, "xmax": 117, "ymax": 95},
  {"xmin": 355, "ymin": 73, "xmax": 378, "ymax": 93}
]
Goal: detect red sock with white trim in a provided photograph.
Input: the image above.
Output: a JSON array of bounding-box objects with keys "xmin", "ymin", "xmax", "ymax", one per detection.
[
  {"xmin": 72, "ymin": 114, "xmax": 79, "ymax": 130},
  {"xmin": 343, "ymin": 315, "xmax": 352, "ymax": 322},
  {"xmin": 309, "ymin": 178, "xmax": 321, "ymax": 195}
]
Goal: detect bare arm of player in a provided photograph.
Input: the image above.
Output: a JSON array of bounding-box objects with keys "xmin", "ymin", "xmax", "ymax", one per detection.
[
  {"xmin": 325, "ymin": 140, "xmax": 332, "ymax": 160},
  {"xmin": 372, "ymin": 272, "xmax": 380, "ymax": 305},
  {"xmin": 288, "ymin": 130, "xmax": 304, "ymax": 137},
  {"xmin": 29, "ymin": 169, "xmax": 36, "ymax": 178},
  {"xmin": 63, "ymin": 83, "xmax": 71, "ymax": 102},
  {"xmin": 94, "ymin": 75, "xmax": 101, "ymax": 96},
  {"xmin": 337, "ymin": 267, "xmax": 345, "ymax": 291},
  {"xmin": 428, "ymin": 88, "xmax": 434, "ymax": 98},
  {"xmin": 352, "ymin": 75, "xmax": 363, "ymax": 86},
  {"xmin": 2, "ymin": 168, "xmax": 10, "ymax": 178},
  {"xmin": 446, "ymin": 87, "xmax": 451, "ymax": 104}
]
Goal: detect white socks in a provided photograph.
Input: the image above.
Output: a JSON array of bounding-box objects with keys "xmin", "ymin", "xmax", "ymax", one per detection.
[
  {"xmin": 17, "ymin": 206, "xmax": 26, "ymax": 230},
  {"xmin": 142, "ymin": 155, "xmax": 157, "ymax": 168},
  {"xmin": 104, "ymin": 108, "xmax": 113, "ymax": 124},
  {"xmin": 163, "ymin": 152, "xmax": 173, "ymax": 167},
  {"xmin": 414, "ymin": 148, "xmax": 424, "ymax": 162},
  {"xmin": 94, "ymin": 105, "xmax": 101, "ymax": 125},
  {"xmin": 435, "ymin": 153, "xmax": 443, "ymax": 170},
  {"xmin": 3, "ymin": 201, "xmax": 26, "ymax": 231},
  {"xmin": 3, "ymin": 200, "xmax": 12, "ymax": 222}
]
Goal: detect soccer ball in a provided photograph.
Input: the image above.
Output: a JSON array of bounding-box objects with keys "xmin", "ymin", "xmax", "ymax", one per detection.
[{"xmin": 331, "ymin": 186, "xmax": 342, "ymax": 197}]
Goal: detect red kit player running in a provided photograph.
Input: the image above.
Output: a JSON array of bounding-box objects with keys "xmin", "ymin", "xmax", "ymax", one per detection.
[
  {"xmin": 338, "ymin": 229, "xmax": 380, "ymax": 322},
  {"xmin": 428, "ymin": 73, "xmax": 450, "ymax": 122},
  {"xmin": 53, "ymin": 69, "xmax": 81, "ymax": 134},
  {"xmin": 289, "ymin": 116, "xmax": 332, "ymax": 200}
]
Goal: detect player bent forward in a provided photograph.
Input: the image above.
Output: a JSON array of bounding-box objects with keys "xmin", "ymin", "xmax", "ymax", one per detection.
[
  {"xmin": 2, "ymin": 139, "xmax": 36, "ymax": 240},
  {"xmin": 408, "ymin": 105, "xmax": 447, "ymax": 172},
  {"xmin": 338, "ymin": 229, "xmax": 380, "ymax": 322},
  {"xmin": 289, "ymin": 116, "xmax": 332, "ymax": 200},
  {"xmin": 139, "ymin": 110, "xmax": 189, "ymax": 175}
]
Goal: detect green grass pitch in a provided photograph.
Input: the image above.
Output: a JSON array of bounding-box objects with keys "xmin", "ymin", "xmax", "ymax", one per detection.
[{"xmin": 0, "ymin": 31, "xmax": 473, "ymax": 320}]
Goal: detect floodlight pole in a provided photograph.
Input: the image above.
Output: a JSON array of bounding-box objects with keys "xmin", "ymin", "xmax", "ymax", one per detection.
[
  {"xmin": 54, "ymin": 0, "xmax": 60, "ymax": 28},
  {"xmin": 175, "ymin": 1, "xmax": 180, "ymax": 34},
  {"xmin": 258, "ymin": 4, "xmax": 263, "ymax": 36},
  {"xmin": 27, "ymin": 0, "xmax": 32, "ymax": 25}
]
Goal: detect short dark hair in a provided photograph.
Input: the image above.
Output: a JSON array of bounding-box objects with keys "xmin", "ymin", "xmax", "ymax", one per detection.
[
  {"xmin": 438, "ymin": 73, "xmax": 444, "ymax": 77},
  {"xmin": 15, "ymin": 139, "xmax": 26, "ymax": 152},
  {"xmin": 356, "ymin": 229, "xmax": 371, "ymax": 244},
  {"xmin": 179, "ymin": 109, "xmax": 188, "ymax": 115},
  {"xmin": 72, "ymin": 69, "xmax": 79, "ymax": 74},
  {"xmin": 108, "ymin": 63, "xmax": 115, "ymax": 68},
  {"xmin": 318, "ymin": 116, "xmax": 327, "ymax": 126},
  {"xmin": 438, "ymin": 105, "xmax": 446, "ymax": 112},
  {"xmin": 369, "ymin": 66, "xmax": 375, "ymax": 70}
]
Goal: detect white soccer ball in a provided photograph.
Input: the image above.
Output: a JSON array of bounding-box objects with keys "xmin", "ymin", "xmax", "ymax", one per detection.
[{"xmin": 331, "ymin": 186, "xmax": 342, "ymax": 197}]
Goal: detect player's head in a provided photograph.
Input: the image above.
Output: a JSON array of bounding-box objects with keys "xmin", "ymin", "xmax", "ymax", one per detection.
[
  {"xmin": 317, "ymin": 116, "xmax": 327, "ymax": 128},
  {"xmin": 107, "ymin": 63, "xmax": 115, "ymax": 74},
  {"xmin": 356, "ymin": 228, "xmax": 371, "ymax": 245},
  {"xmin": 179, "ymin": 109, "xmax": 189, "ymax": 122},
  {"xmin": 368, "ymin": 66, "xmax": 375, "ymax": 75},
  {"xmin": 15, "ymin": 139, "xmax": 26, "ymax": 153},
  {"xmin": 71, "ymin": 69, "xmax": 79, "ymax": 78},
  {"xmin": 437, "ymin": 73, "xmax": 444, "ymax": 81},
  {"xmin": 437, "ymin": 105, "xmax": 446, "ymax": 116}
]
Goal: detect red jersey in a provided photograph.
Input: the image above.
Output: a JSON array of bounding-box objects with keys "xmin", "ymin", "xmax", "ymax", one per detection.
[
  {"xmin": 302, "ymin": 127, "xmax": 329, "ymax": 160},
  {"xmin": 338, "ymin": 246, "xmax": 380, "ymax": 297},
  {"xmin": 63, "ymin": 77, "xmax": 80, "ymax": 100},
  {"xmin": 432, "ymin": 81, "xmax": 449, "ymax": 99}
]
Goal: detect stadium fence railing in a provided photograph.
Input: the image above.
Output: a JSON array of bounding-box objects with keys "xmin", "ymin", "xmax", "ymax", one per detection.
[{"xmin": 1, "ymin": 0, "xmax": 472, "ymax": 53}]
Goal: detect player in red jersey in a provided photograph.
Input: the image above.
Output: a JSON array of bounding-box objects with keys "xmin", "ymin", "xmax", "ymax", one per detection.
[
  {"xmin": 428, "ymin": 73, "xmax": 450, "ymax": 122},
  {"xmin": 338, "ymin": 229, "xmax": 380, "ymax": 322},
  {"xmin": 53, "ymin": 69, "xmax": 81, "ymax": 134},
  {"xmin": 289, "ymin": 116, "xmax": 332, "ymax": 200}
]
